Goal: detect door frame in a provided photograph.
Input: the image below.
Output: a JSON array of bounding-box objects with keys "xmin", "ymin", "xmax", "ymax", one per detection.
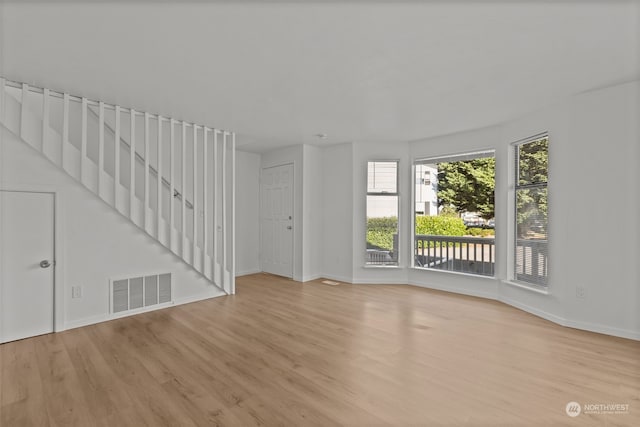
[
  {"xmin": 260, "ymin": 162, "xmax": 295, "ymax": 279},
  {"xmin": 0, "ymin": 183, "xmax": 65, "ymax": 335}
]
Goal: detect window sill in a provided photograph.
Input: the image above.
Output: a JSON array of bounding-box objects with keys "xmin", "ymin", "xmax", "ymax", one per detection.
[
  {"xmin": 411, "ymin": 266, "xmax": 496, "ymax": 280},
  {"xmin": 502, "ymin": 280, "xmax": 550, "ymax": 295},
  {"xmin": 363, "ymin": 264, "xmax": 401, "ymax": 269}
]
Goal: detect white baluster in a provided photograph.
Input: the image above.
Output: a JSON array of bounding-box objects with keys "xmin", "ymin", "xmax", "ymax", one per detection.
[
  {"xmin": 114, "ymin": 106, "xmax": 121, "ymax": 212},
  {"xmin": 20, "ymin": 83, "xmax": 28, "ymax": 139},
  {"xmin": 62, "ymin": 94, "xmax": 70, "ymax": 173},
  {"xmin": 157, "ymin": 115, "xmax": 163, "ymax": 241},
  {"xmin": 212, "ymin": 129, "xmax": 218, "ymax": 285},
  {"xmin": 169, "ymin": 119, "xmax": 175, "ymax": 253},
  {"xmin": 98, "ymin": 101, "xmax": 105, "ymax": 197},
  {"xmin": 231, "ymin": 132, "xmax": 236, "ymax": 294},
  {"xmin": 81, "ymin": 97, "xmax": 88, "ymax": 186},
  {"xmin": 193, "ymin": 125, "xmax": 198, "ymax": 267},
  {"xmin": 181, "ymin": 121, "xmax": 187, "ymax": 260},
  {"xmin": 130, "ymin": 109, "xmax": 136, "ymax": 220},
  {"xmin": 203, "ymin": 127, "xmax": 209, "ymax": 278},
  {"xmin": 144, "ymin": 112, "xmax": 150, "ymax": 232},
  {"xmin": 222, "ymin": 131, "xmax": 227, "ymax": 292},
  {"xmin": 42, "ymin": 88, "xmax": 50, "ymax": 155}
]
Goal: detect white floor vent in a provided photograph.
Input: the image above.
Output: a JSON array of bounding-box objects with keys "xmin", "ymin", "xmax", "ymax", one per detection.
[{"xmin": 110, "ymin": 273, "xmax": 172, "ymax": 314}]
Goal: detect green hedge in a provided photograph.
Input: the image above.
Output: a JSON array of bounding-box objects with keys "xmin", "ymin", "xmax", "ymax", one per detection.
[
  {"xmin": 415, "ymin": 216, "xmax": 466, "ymax": 236},
  {"xmin": 415, "ymin": 216, "xmax": 466, "ymax": 249},
  {"xmin": 465, "ymin": 227, "xmax": 495, "ymax": 237},
  {"xmin": 367, "ymin": 217, "xmax": 398, "ymax": 251},
  {"xmin": 367, "ymin": 216, "xmax": 468, "ymax": 251}
]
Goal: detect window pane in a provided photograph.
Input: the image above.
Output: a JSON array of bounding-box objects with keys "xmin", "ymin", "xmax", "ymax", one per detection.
[
  {"xmin": 413, "ymin": 153, "xmax": 495, "ymax": 276},
  {"xmin": 366, "ymin": 195, "xmax": 398, "ymax": 265},
  {"xmin": 516, "ymin": 188, "xmax": 548, "ymax": 238},
  {"xmin": 515, "ymin": 187, "xmax": 548, "ymax": 286},
  {"xmin": 518, "ymin": 137, "xmax": 548, "ymax": 186},
  {"xmin": 367, "ymin": 161, "xmax": 397, "ymax": 193},
  {"xmin": 514, "ymin": 135, "xmax": 549, "ymax": 288}
]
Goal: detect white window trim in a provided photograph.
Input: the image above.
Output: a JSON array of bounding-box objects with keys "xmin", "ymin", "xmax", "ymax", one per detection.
[
  {"xmin": 410, "ymin": 149, "xmax": 496, "ymax": 277},
  {"xmin": 363, "ymin": 265, "xmax": 402, "ymax": 270},
  {"xmin": 413, "ymin": 265, "xmax": 497, "ymax": 280},
  {"xmin": 503, "ymin": 279, "xmax": 550, "ymax": 295},
  {"xmin": 365, "ymin": 159, "xmax": 401, "ymax": 267},
  {"xmin": 508, "ymin": 132, "xmax": 549, "ymax": 290}
]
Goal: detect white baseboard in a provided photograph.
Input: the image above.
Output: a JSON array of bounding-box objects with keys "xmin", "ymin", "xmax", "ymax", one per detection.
[
  {"xmin": 65, "ymin": 271, "xmax": 638, "ymax": 341},
  {"xmin": 63, "ymin": 289, "xmax": 226, "ymax": 332},
  {"xmin": 173, "ymin": 289, "xmax": 227, "ymax": 306},
  {"xmin": 499, "ymin": 295, "xmax": 640, "ymax": 341},
  {"xmin": 351, "ymin": 279, "xmax": 405, "ymax": 285},
  {"xmin": 235, "ymin": 269, "xmax": 262, "ymax": 277},
  {"xmin": 318, "ymin": 274, "xmax": 353, "ymax": 284},
  {"xmin": 560, "ymin": 319, "xmax": 640, "ymax": 341},
  {"xmin": 498, "ymin": 295, "xmax": 565, "ymax": 325},
  {"xmin": 403, "ymin": 281, "xmax": 640, "ymax": 341},
  {"xmin": 63, "ymin": 314, "xmax": 110, "ymax": 331},
  {"xmin": 408, "ymin": 280, "xmax": 498, "ymax": 301}
]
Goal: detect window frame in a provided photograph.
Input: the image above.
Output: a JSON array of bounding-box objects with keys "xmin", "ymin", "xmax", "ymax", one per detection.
[
  {"xmin": 365, "ymin": 160, "xmax": 400, "ymax": 267},
  {"xmin": 411, "ymin": 149, "xmax": 496, "ymax": 277},
  {"xmin": 510, "ymin": 133, "xmax": 549, "ymax": 290}
]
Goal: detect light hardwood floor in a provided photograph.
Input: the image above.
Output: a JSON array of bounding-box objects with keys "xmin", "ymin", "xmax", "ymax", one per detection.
[{"xmin": 1, "ymin": 273, "xmax": 639, "ymax": 426}]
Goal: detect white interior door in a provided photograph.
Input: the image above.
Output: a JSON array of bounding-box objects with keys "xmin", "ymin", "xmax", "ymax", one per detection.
[
  {"xmin": 261, "ymin": 164, "xmax": 293, "ymax": 278},
  {"xmin": 0, "ymin": 190, "xmax": 55, "ymax": 343}
]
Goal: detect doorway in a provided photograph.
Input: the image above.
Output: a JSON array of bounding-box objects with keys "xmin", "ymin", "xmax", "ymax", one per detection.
[
  {"xmin": 0, "ymin": 190, "xmax": 55, "ymax": 343},
  {"xmin": 261, "ymin": 164, "xmax": 293, "ymax": 278}
]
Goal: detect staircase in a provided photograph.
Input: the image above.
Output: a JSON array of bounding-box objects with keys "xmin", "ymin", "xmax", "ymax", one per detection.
[{"xmin": 0, "ymin": 77, "xmax": 236, "ymax": 294}]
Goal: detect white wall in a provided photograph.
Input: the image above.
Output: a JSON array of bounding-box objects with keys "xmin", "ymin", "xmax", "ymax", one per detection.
[
  {"xmin": 0, "ymin": 130, "xmax": 225, "ymax": 330},
  {"xmin": 321, "ymin": 143, "xmax": 353, "ymax": 283},
  {"xmin": 302, "ymin": 145, "xmax": 323, "ymax": 281},
  {"xmin": 498, "ymin": 80, "xmax": 640, "ymax": 338},
  {"xmin": 235, "ymin": 150, "xmax": 260, "ymax": 276}
]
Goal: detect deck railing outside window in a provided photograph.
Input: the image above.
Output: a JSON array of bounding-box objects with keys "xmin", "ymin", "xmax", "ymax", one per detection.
[
  {"xmin": 414, "ymin": 235, "xmax": 495, "ymax": 276},
  {"xmin": 515, "ymin": 239, "xmax": 548, "ymax": 285}
]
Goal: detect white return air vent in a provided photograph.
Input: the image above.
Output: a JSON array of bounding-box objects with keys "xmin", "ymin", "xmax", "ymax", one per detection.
[{"xmin": 110, "ymin": 273, "xmax": 172, "ymax": 314}]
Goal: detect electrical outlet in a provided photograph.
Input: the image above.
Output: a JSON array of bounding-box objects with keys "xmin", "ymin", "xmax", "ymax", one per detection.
[
  {"xmin": 576, "ymin": 286, "xmax": 586, "ymax": 299},
  {"xmin": 72, "ymin": 286, "xmax": 82, "ymax": 299}
]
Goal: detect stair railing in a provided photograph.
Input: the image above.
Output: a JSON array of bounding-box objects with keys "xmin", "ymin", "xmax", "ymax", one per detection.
[{"xmin": 0, "ymin": 77, "xmax": 235, "ymax": 294}]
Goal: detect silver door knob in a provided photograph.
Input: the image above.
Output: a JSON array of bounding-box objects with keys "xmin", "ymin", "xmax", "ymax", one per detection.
[
  {"xmin": 40, "ymin": 260, "xmax": 51, "ymax": 269},
  {"xmin": 286, "ymin": 226, "xmax": 292, "ymax": 230}
]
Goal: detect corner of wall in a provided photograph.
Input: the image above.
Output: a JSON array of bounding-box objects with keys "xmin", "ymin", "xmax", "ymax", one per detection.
[
  {"xmin": 235, "ymin": 150, "xmax": 261, "ymax": 277},
  {"xmin": 320, "ymin": 143, "xmax": 354, "ymax": 282}
]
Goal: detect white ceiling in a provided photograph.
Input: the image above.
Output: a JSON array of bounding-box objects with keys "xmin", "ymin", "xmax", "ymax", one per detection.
[{"xmin": 1, "ymin": 1, "xmax": 639, "ymax": 152}]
